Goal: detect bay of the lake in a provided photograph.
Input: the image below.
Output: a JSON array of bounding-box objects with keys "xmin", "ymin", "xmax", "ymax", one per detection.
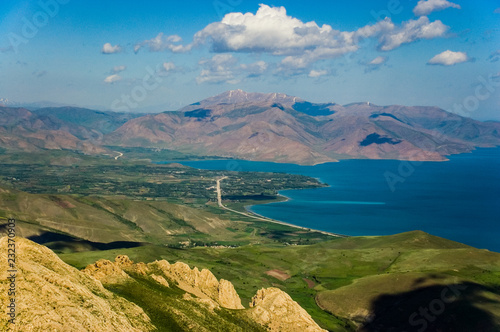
[{"xmin": 166, "ymin": 147, "xmax": 500, "ymax": 252}]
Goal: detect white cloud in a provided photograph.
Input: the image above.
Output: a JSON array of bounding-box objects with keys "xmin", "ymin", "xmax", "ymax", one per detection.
[
  {"xmin": 162, "ymin": 62, "xmax": 176, "ymax": 71},
  {"xmin": 308, "ymin": 69, "xmax": 327, "ymax": 78},
  {"xmin": 111, "ymin": 65, "xmax": 126, "ymax": 74},
  {"xmin": 240, "ymin": 60, "xmax": 268, "ymax": 77},
  {"xmin": 196, "ymin": 54, "xmax": 238, "ymax": 84},
  {"xmin": 364, "ymin": 56, "xmax": 388, "ymax": 73},
  {"xmin": 101, "ymin": 43, "xmax": 122, "ymax": 54},
  {"xmin": 413, "ymin": 0, "xmax": 461, "ymax": 16},
  {"xmin": 104, "ymin": 74, "xmax": 122, "ymax": 83},
  {"xmin": 195, "ymin": 4, "xmax": 341, "ymax": 55},
  {"xmin": 130, "ymin": 4, "xmax": 450, "ymax": 75},
  {"xmin": 194, "ymin": 4, "xmax": 392, "ymax": 70},
  {"xmin": 192, "ymin": 5, "xmax": 447, "ymax": 69},
  {"xmin": 196, "ymin": 56, "xmax": 269, "ymax": 83},
  {"xmin": 427, "ymin": 50, "xmax": 470, "ymax": 66},
  {"xmin": 134, "ymin": 33, "xmax": 193, "ymax": 53},
  {"xmin": 378, "ymin": 16, "xmax": 449, "ymax": 51},
  {"xmin": 369, "ymin": 56, "xmax": 387, "ymax": 65}
]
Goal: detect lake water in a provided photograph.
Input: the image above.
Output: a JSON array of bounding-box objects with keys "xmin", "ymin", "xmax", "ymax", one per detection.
[{"xmin": 171, "ymin": 147, "xmax": 500, "ymax": 252}]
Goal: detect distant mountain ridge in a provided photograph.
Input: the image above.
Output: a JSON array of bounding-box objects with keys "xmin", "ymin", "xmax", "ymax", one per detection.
[
  {"xmin": 187, "ymin": 89, "xmax": 303, "ymax": 107},
  {"xmin": 104, "ymin": 90, "xmax": 500, "ymax": 164},
  {"xmin": 1, "ymin": 90, "xmax": 499, "ymax": 164},
  {"xmin": 34, "ymin": 107, "xmax": 144, "ymax": 134}
]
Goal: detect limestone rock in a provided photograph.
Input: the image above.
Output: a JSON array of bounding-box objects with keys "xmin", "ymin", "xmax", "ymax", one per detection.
[
  {"xmin": 132, "ymin": 262, "xmax": 150, "ymax": 275},
  {"xmin": 218, "ymin": 279, "xmax": 244, "ymax": 310},
  {"xmin": 81, "ymin": 259, "xmax": 129, "ymax": 284},
  {"xmin": 0, "ymin": 237, "xmax": 153, "ymax": 332},
  {"xmin": 148, "ymin": 260, "xmax": 244, "ymax": 309},
  {"xmin": 150, "ymin": 274, "xmax": 169, "ymax": 288},
  {"xmin": 249, "ymin": 287, "xmax": 327, "ymax": 332},
  {"xmin": 115, "ymin": 255, "xmax": 133, "ymax": 267}
]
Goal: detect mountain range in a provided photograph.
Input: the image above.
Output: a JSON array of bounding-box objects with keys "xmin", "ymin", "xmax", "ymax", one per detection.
[{"xmin": 1, "ymin": 90, "xmax": 499, "ymax": 164}]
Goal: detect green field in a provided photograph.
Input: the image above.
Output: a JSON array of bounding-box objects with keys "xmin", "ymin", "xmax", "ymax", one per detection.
[{"xmin": 55, "ymin": 231, "xmax": 500, "ymax": 331}]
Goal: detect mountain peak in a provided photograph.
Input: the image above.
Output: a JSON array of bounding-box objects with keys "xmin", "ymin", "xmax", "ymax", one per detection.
[{"xmin": 195, "ymin": 90, "xmax": 303, "ymax": 107}]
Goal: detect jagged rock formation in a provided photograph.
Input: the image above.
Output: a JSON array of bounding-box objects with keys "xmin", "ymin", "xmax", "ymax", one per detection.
[
  {"xmin": 81, "ymin": 255, "xmax": 329, "ymax": 331},
  {"xmin": 249, "ymin": 287, "xmax": 327, "ymax": 332},
  {"xmin": 0, "ymin": 237, "xmax": 153, "ymax": 332},
  {"xmin": 81, "ymin": 258, "xmax": 130, "ymax": 284},
  {"xmin": 0, "ymin": 237, "xmax": 327, "ymax": 331},
  {"xmin": 82, "ymin": 255, "xmax": 244, "ymax": 310}
]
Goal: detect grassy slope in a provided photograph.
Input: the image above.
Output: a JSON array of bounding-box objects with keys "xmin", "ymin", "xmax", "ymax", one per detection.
[
  {"xmin": 0, "ymin": 185, "xmax": 331, "ymax": 248},
  {"xmin": 58, "ymin": 231, "xmax": 500, "ymax": 331},
  {"xmin": 105, "ymin": 272, "xmax": 266, "ymax": 332}
]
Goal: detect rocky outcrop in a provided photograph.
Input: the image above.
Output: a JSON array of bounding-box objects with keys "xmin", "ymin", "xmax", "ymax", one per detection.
[
  {"xmin": 82, "ymin": 256, "xmax": 244, "ymax": 310},
  {"xmin": 0, "ymin": 237, "xmax": 153, "ymax": 332},
  {"xmin": 249, "ymin": 287, "xmax": 327, "ymax": 332},
  {"xmin": 148, "ymin": 260, "xmax": 244, "ymax": 309},
  {"xmin": 218, "ymin": 279, "xmax": 244, "ymax": 310},
  {"xmin": 81, "ymin": 258, "xmax": 129, "ymax": 284}
]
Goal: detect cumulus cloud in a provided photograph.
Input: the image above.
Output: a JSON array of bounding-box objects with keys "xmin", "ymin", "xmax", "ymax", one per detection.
[
  {"xmin": 101, "ymin": 43, "xmax": 122, "ymax": 54},
  {"xmin": 377, "ymin": 16, "xmax": 449, "ymax": 51},
  {"xmin": 111, "ymin": 65, "xmax": 126, "ymax": 74},
  {"xmin": 130, "ymin": 4, "xmax": 450, "ymax": 75},
  {"xmin": 427, "ymin": 50, "xmax": 470, "ymax": 66},
  {"xmin": 361, "ymin": 56, "xmax": 389, "ymax": 73},
  {"xmin": 134, "ymin": 33, "xmax": 192, "ymax": 53},
  {"xmin": 308, "ymin": 69, "xmax": 327, "ymax": 78},
  {"xmin": 194, "ymin": 5, "xmax": 341, "ymax": 55},
  {"xmin": 196, "ymin": 54, "xmax": 238, "ymax": 84},
  {"xmin": 192, "ymin": 5, "xmax": 447, "ymax": 69},
  {"xmin": 104, "ymin": 74, "xmax": 122, "ymax": 83},
  {"xmin": 162, "ymin": 62, "xmax": 176, "ymax": 71},
  {"xmin": 196, "ymin": 55, "xmax": 269, "ymax": 84},
  {"xmin": 413, "ymin": 0, "xmax": 461, "ymax": 16},
  {"xmin": 194, "ymin": 4, "xmax": 386, "ymax": 69},
  {"xmin": 369, "ymin": 56, "xmax": 387, "ymax": 65},
  {"xmin": 240, "ymin": 60, "xmax": 268, "ymax": 77},
  {"xmin": 156, "ymin": 62, "xmax": 177, "ymax": 77},
  {"xmin": 364, "ymin": 56, "xmax": 388, "ymax": 73}
]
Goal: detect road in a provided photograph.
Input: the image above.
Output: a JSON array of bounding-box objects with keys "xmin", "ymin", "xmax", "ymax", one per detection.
[
  {"xmin": 215, "ymin": 176, "xmax": 227, "ymax": 208},
  {"xmin": 215, "ymin": 177, "xmax": 345, "ymax": 238}
]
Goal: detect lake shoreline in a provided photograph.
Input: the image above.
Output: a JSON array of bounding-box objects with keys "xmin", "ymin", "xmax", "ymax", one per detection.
[{"xmin": 170, "ymin": 147, "xmax": 500, "ymax": 252}]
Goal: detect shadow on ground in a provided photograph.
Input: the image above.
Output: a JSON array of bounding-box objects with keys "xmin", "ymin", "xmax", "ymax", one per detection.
[
  {"xmin": 28, "ymin": 231, "xmax": 145, "ymax": 252},
  {"xmin": 359, "ymin": 281, "xmax": 500, "ymax": 332}
]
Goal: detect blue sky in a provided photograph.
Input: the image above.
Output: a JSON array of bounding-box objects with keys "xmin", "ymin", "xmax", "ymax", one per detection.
[{"xmin": 0, "ymin": 0, "xmax": 499, "ymax": 120}]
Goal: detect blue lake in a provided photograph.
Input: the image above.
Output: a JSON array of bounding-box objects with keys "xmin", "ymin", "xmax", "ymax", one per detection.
[{"xmin": 169, "ymin": 147, "xmax": 500, "ymax": 252}]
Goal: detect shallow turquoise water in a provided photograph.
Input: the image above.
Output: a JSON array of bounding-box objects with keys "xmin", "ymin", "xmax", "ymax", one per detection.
[{"xmin": 168, "ymin": 147, "xmax": 500, "ymax": 252}]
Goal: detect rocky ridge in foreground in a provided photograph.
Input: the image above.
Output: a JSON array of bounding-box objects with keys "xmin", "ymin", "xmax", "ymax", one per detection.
[{"xmin": 0, "ymin": 237, "xmax": 325, "ymax": 331}]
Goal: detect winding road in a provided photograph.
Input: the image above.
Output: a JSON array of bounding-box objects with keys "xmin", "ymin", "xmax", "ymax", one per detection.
[
  {"xmin": 114, "ymin": 151, "xmax": 124, "ymax": 160},
  {"xmin": 215, "ymin": 177, "xmax": 345, "ymax": 237}
]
